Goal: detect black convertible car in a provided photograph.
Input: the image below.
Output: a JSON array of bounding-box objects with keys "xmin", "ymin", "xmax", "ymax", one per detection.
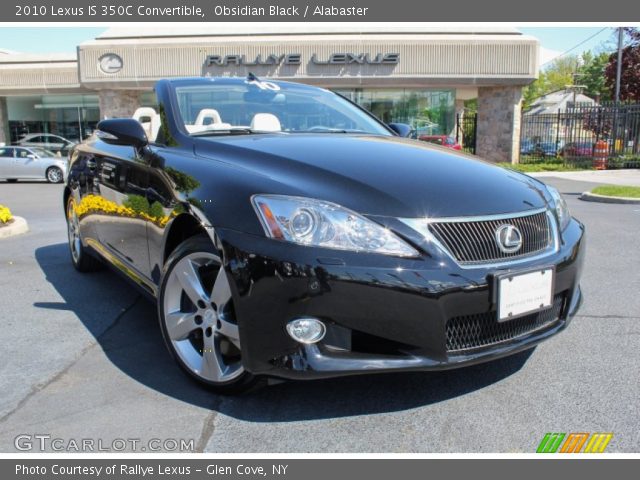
[{"xmin": 64, "ymin": 77, "xmax": 585, "ymax": 393}]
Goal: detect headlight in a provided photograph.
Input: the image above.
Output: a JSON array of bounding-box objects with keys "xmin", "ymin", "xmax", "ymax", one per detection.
[
  {"xmin": 547, "ymin": 186, "xmax": 571, "ymax": 230},
  {"xmin": 252, "ymin": 195, "xmax": 419, "ymax": 257}
]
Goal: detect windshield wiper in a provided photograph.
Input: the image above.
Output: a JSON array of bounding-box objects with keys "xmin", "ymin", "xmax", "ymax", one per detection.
[
  {"xmin": 293, "ymin": 128, "xmax": 367, "ymax": 134},
  {"xmin": 190, "ymin": 128, "xmax": 258, "ymax": 137}
]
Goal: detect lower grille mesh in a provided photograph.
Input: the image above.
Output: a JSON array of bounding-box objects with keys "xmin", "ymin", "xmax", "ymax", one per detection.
[{"xmin": 446, "ymin": 294, "xmax": 565, "ymax": 352}]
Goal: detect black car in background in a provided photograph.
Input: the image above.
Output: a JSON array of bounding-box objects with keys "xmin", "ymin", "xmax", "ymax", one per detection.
[{"xmin": 64, "ymin": 77, "xmax": 585, "ymax": 393}]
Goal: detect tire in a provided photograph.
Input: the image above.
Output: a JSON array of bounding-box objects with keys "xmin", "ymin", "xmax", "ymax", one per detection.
[
  {"xmin": 158, "ymin": 235, "xmax": 259, "ymax": 394},
  {"xmin": 66, "ymin": 197, "xmax": 103, "ymax": 272},
  {"xmin": 46, "ymin": 166, "xmax": 63, "ymax": 184},
  {"xmin": 6, "ymin": 179, "xmax": 18, "ymax": 183}
]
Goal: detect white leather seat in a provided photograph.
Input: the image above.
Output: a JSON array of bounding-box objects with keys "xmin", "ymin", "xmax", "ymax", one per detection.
[
  {"xmin": 132, "ymin": 107, "xmax": 161, "ymax": 142},
  {"xmin": 250, "ymin": 113, "xmax": 281, "ymax": 132},
  {"xmin": 195, "ymin": 109, "xmax": 223, "ymax": 126},
  {"xmin": 185, "ymin": 108, "xmax": 232, "ymax": 133}
]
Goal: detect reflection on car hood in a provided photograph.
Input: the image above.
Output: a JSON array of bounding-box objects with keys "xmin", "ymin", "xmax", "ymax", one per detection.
[{"xmin": 195, "ymin": 134, "xmax": 549, "ymax": 218}]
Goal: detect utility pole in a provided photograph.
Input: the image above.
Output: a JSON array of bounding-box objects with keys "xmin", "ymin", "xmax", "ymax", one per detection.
[{"xmin": 615, "ymin": 27, "xmax": 624, "ymax": 103}]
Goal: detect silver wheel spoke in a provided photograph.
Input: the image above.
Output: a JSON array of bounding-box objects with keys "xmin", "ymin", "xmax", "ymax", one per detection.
[
  {"xmin": 210, "ymin": 267, "xmax": 232, "ymax": 308},
  {"xmin": 175, "ymin": 257, "xmax": 209, "ymax": 305},
  {"xmin": 218, "ymin": 317, "xmax": 240, "ymax": 348},
  {"xmin": 200, "ymin": 336, "xmax": 226, "ymax": 382},
  {"xmin": 166, "ymin": 311, "xmax": 198, "ymax": 341}
]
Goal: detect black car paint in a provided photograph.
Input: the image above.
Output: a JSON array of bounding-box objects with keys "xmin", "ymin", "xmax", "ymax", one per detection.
[{"xmin": 64, "ymin": 77, "xmax": 584, "ymax": 380}]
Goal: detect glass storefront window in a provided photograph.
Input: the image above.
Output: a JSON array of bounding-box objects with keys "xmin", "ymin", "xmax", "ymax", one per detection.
[
  {"xmin": 7, "ymin": 94, "xmax": 100, "ymax": 146},
  {"xmin": 334, "ymin": 88, "xmax": 455, "ymax": 136}
]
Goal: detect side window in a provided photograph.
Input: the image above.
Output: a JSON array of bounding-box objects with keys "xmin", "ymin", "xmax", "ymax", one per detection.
[
  {"xmin": 29, "ymin": 136, "xmax": 44, "ymax": 143},
  {"xmin": 16, "ymin": 149, "xmax": 30, "ymax": 158},
  {"xmin": 0, "ymin": 147, "xmax": 15, "ymax": 158}
]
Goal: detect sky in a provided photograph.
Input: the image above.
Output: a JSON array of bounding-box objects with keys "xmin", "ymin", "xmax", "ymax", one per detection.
[
  {"xmin": 519, "ymin": 27, "xmax": 616, "ymax": 66},
  {"xmin": 0, "ymin": 26, "xmax": 618, "ymax": 62}
]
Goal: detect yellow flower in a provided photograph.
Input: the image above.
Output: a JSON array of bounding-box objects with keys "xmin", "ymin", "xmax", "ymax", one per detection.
[{"xmin": 0, "ymin": 205, "xmax": 13, "ymax": 224}]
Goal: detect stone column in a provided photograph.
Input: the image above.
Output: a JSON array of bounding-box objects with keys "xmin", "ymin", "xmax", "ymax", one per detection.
[
  {"xmin": 98, "ymin": 90, "xmax": 141, "ymax": 119},
  {"xmin": 476, "ymin": 86, "xmax": 523, "ymax": 164},
  {"xmin": 0, "ymin": 97, "xmax": 10, "ymax": 146}
]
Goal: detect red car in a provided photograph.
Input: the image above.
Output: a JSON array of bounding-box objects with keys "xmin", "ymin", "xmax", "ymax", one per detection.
[
  {"xmin": 418, "ymin": 135, "xmax": 462, "ymax": 150},
  {"xmin": 560, "ymin": 142, "xmax": 594, "ymax": 157}
]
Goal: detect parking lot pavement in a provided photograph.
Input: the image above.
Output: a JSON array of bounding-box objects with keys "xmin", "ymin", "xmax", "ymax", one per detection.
[
  {"xmin": 0, "ymin": 178, "xmax": 638, "ymax": 453},
  {"xmin": 531, "ymin": 169, "xmax": 640, "ymax": 187}
]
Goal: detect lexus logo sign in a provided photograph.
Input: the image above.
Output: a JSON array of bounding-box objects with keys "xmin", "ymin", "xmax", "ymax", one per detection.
[{"xmin": 98, "ymin": 53, "xmax": 123, "ymax": 74}]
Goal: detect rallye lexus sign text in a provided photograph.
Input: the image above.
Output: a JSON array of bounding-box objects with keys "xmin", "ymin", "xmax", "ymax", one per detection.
[{"xmin": 204, "ymin": 53, "xmax": 400, "ymax": 67}]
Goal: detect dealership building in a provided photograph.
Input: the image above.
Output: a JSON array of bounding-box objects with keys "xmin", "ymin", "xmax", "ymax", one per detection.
[{"xmin": 0, "ymin": 25, "xmax": 539, "ymax": 162}]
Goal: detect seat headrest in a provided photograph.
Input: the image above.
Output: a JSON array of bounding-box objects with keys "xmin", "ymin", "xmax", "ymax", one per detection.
[
  {"xmin": 195, "ymin": 109, "xmax": 223, "ymax": 126},
  {"xmin": 132, "ymin": 107, "xmax": 157, "ymax": 123},
  {"xmin": 250, "ymin": 113, "xmax": 281, "ymax": 132}
]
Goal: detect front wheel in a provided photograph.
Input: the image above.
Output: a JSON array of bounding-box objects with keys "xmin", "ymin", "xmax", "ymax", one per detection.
[{"xmin": 158, "ymin": 235, "xmax": 259, "ymax": 394}]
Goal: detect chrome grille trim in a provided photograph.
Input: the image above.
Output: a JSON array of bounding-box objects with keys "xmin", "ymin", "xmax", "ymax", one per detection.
[{"xmin": 403, "ymin": 208, "xmax": 559, "ymax": 269}]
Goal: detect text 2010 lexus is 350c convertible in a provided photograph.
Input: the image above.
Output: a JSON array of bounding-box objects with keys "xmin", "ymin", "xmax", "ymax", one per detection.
[{"xmin": 63, "ymin": 77, "xmax": 584, "ymax": 393}]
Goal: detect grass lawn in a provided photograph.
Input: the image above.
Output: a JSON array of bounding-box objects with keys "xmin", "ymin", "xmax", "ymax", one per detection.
[
  {"xmin": 591, "ymin": 185, "xmax": 640, "ymax": 198},
  {"xmin": 498, "ymin": 162, "xmax": 592, "ymax": 173}
]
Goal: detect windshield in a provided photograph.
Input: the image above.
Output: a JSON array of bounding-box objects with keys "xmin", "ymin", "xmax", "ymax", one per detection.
[
  {"xmin": 30, "ymin": 147, "xmax": 57, "ymax": 157},
  {"xmin": 174, "ymin": 81, "xmax": 391, "ymax": 136}
]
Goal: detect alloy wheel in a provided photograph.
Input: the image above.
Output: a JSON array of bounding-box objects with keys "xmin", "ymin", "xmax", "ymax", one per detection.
[
  {"xmin": 47, "ymin": 167, "xmax": 63, "ymax": 183},
  {"xmin": 162, "ymin": 252, "xmax": 244, "ymax": 383},
  {"xmin": 67, "ymin": 201, "xmax": 81, "ymax": 264}
]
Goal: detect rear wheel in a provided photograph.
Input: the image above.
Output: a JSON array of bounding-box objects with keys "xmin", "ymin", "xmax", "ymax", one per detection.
[
  {"xmin": 158, "ymin": 235, "xmax": 259, "ymax": 394},
  {"xmin": 46, "ymin": 167, "xmax": 63, "ymax": 184},
  {"xmin": 66, "ymin": 197, "xmax": 103, "ymax": 272},
  {"xmin": 6, "ymin": 179, "xmax": 18, "ymax": 183}
]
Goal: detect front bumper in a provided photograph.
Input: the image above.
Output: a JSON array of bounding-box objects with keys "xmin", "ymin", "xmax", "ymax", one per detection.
[{"xmin": 218, "ymin": 217, "xmax": 585, "ymax": 380}]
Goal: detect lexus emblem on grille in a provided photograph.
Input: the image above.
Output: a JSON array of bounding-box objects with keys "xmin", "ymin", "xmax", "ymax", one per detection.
[{"xmin": 495, "ymin": 224, "xmax": 523, "ymax": 253}]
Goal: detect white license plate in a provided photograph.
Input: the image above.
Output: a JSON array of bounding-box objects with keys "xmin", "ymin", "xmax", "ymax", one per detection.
[{"xmin": 498, "ymin": 268, "xmax": 554, "ymax": 322}]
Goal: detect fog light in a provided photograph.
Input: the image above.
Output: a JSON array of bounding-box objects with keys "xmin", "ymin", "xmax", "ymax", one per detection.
[{"xmin": 286, "ymin": 318, "xmax": 326, "ymax": 344}]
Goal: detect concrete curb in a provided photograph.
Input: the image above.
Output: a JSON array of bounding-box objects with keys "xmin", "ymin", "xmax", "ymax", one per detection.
[
  {"xmin": 0, "ymin": 216, "xmax": 29, "ymax": 239},
  {"xmin": 579, "ymin": 192, "xmax": 640, "ymax": 204}
]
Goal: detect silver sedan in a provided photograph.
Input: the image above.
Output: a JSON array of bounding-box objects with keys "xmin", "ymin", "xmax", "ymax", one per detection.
[{"xmin": 0, "ymin": 146, "xmax": 68, "ymax": 183}]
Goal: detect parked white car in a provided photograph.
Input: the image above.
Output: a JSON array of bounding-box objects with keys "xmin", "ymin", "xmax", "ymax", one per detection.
[
  {"xmin": 14, "ymin": 133, "xmax": 76, "ymax": 155},
  {"xmin": 0, "ymin": 146, "xmax": 68, "ymax": 183}
]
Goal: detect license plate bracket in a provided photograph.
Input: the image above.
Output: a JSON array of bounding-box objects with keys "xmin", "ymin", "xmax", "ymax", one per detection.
[{"xmin": 496, "ymin": 267, "xmax": 555, "ymax": 322}]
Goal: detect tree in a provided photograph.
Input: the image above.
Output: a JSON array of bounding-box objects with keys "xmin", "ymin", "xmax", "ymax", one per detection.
[
  {"xmin": 523, "ymin": 55, "xmax": 580, "ymax": 109},
  {"xmin": 605, "ymin": 28, "xmax": 640, "ymax": 102},
  {"xmin": 578, "ymin": 51, "xmax": 612, "ymax": 101}
]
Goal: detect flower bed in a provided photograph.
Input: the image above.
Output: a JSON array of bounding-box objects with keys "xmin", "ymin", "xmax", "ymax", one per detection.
[{"xmin": 0, "ymin": 204, "xmax": 13, "ymax": 226}]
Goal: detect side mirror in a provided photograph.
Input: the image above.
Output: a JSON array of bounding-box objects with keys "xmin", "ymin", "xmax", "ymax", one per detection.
[
  {"xmin": 27, "ymin": 154, "xmax": 36, "ymax": 160},
  {"xmin": 96, "ymin": 118, "xmax": 148, "ymax": 149},
  {"xmin": 388, "ymin": 123, "xmax": 414, "ymax": 138}
]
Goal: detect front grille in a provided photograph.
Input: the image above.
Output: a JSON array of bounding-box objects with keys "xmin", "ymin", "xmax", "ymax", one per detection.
[
  {"xmin": 446, "ymin": 293, "xmax": 565, "ymax": 352},
  {"xmin": 428, "ymin": 210, "xmax": 553, "ymax": 265}
]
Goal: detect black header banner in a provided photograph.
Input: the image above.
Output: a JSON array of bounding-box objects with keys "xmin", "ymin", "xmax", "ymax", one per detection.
[{"xmin": 5, "ymin": 0, "xmax": 640, "ymax": 22}]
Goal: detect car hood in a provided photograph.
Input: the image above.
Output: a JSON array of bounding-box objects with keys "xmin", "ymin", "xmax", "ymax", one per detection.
[{"xmin": 194, "ymin": 134, "xmax": 550, "ymax": 218}]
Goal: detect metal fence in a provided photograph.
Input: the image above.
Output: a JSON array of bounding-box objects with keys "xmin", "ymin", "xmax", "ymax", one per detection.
[
  {"xmin": 455, "ymin": 112, "xmax": 477, "ymax": 154},
  {"xmin": 520, "ymin": 103, "xmax": 640, "ymax": 168}
]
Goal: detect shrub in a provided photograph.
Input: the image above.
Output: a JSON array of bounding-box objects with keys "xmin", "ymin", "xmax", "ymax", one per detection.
[
  {"xmin": 122, "ymin": 194, "xmax": 150, "ymax": 215},
  {"xmin": 0, "ymin": 204, "xmax": 13, "ymax": 225}
]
